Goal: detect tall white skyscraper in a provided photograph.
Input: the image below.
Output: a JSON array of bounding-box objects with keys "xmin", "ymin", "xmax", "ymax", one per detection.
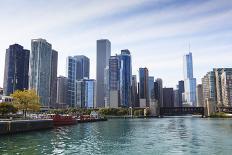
[
  {"xmin": 96, "ymin": 39, "xmax": 111, "ymax": 107},
  {"xmin": 29, "ymin": 39, "xmax": 58, "ymax": 108},
  {"xmin": 183, "ymin": 52, "xmax": 196, "ymax": 106}
]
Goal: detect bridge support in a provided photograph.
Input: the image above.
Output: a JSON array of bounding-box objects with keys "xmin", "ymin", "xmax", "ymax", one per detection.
[{"xmin": 204, "ymin": 99, "xmax": 216, "ymax": 117}]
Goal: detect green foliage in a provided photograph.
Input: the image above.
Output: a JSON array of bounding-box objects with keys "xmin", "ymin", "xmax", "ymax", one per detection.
[
  {"xmin": 0, "ymin": 102, "xmax": 18, "ymax": 116},
  {"xmin": 98, "ymin": 108, "xmax": 129, "ymax": 116},
  {"xmin": 210, "ymin": 112, "xmax": 229, "ymax": 118},
  {"xmin": 134, "ymin": 109, "xmax": 143, "ymax": 116}
]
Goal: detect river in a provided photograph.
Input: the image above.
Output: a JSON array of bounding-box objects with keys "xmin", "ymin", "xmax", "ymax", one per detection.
[{"xmin": 1, "ymin": 117, "xmax": 232, "ymax": 155}]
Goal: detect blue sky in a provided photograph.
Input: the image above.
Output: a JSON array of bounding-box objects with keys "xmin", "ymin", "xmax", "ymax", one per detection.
[{"xmin": 0, "ymin": 0, "xmax": 232, "ymax": 88}]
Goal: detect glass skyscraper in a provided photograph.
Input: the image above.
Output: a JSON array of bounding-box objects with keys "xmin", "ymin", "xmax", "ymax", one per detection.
[
  {"xmin": 96, "ymin": 39, "xmax": 111, "ymax": 107},
  {"xmin": 139, "ymin": 68, "xmax": 149, "ymax": 106},
  {"xmin": 183, "ymin": 52, "xmax": 196, "ymax": 106},
  {"xmin": 119, "ymin": 50, "xmax": 132, "ymax": 107},
  {"xmin": 3, "ymin": 44, "xmax": 29, "ymax": 96},
  {"xmin": 67, "ymin": 55, "xmax": 90, "ymax": 107},
  {"xmin": 29, "ymin": 39, "xmax": 57, "ymax": 108}
]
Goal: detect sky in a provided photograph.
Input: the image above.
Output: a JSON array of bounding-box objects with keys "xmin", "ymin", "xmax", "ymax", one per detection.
[{"xmin": 0, "ymin": 0, "xmax": 232, "ymax": 88}]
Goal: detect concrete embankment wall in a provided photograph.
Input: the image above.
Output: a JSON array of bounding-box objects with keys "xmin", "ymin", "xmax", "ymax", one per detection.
[{"xmin": 0, "ymin": 119, "xmax": 53, "ymax": 135}]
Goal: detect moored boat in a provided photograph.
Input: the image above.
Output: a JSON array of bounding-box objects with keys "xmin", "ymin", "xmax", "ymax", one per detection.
[{"xmin": 49, "ymin": 114, "xmax": 77, "ymax": 126}]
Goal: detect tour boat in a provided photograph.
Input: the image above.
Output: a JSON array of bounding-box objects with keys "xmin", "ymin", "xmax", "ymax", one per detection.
[{"xmin": 50, "ymin": 114, "xmax": 77, "ymax": 126}]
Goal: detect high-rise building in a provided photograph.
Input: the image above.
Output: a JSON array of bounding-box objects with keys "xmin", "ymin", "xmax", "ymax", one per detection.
[
  {"xmin": 163, "ymin": 88, "xmax": 174, "ymax": 107},
  {"xmin": 119, "ymin": 49, "xmax": 132, "ymax": 107},
  {"xmin": 139, "ymin": 68, "xmax": 149, "ymax": 106},
  {"xmin": 96, "ymin": 39, "xmax": 111, "ymax": 107},
  {"xmin": 57, "ymin": 76, "xmax": 68, "ymax": 108},
  {"xmin": 132, "ymin": 75, "xmax": 139, "ymax": 107},
  {"xmin": 155, "ymin": 78, "xmax": 163, "ymax": 107},
  {"xmin": 173, "ymin": 89, "xmax": 179, "ymax": 107},
  {"xmin": 76, "ymin": 79, "xmax": 95, "ymax": 108},
  {"xmin": 214, "ymin": 68, "xmax": 223, "ymax": 106},
  {"xmin": 177, "ymin": 80, "xmax": 184, "ymax": 107},
  {"xmin": 202, "ymin": 71, "xmax": 216, "ymax": 103},
  {"xmin": 148, "ymin": 76, "xmax": 155, "ymax": 100},
  {"xmin": 183, "ymin": 52, "xmax": 196, "ymax": 106},
  {"xmin": 221, "ymin": 69, "xmax": 232, "ymax": 107},
  {"xmin": 66, "ymin": 55, "xmax": 90, "ymax": 107},
  {"xmin": 108, "ymin": 55, "xmax": 121, "ymax": 108},
  {"xmin": 0, "ymin": 87, "xmax": 3, "ymax": 95},
  {"xmin": 3, "ymin": 44, "xmax": 29, "ymax": 96},
  {"xmin": 50, "ymin": 50, "xmax": 58, "ymax": 107},
  {"xmin": 29, "ymin": 39, "xmax": 57, "ymax": 108},
  {"xmin": 196, "ymin": 84, "xmax": 204, "ymax": 107}
]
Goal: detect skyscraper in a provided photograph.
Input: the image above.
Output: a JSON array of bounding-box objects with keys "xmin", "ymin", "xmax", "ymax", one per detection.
[
  {"xmin": 183, "ymin": 52, "xmax": 196, "ymax": 106},
  {"xmin": 96, "ymin": 39, "xmax": 111, "ymax": 107},
  {"xmin": 148, "ymin": 76, "xmax": 155, "ymax": 100},
  {"xmin": 196, "ymin": 84, "xmax": 204, "ymax": 107},
  {"xmin": 3, "ymin": 44, "xmax": 29, "ymax": 96},
  {"xmin": 202, "ymin": 71, "xmax": 216, "ymax": 103},
  {"xmin": 155, "ymin": 78, "xmax": 163, "ymax": 107},
  {"xmin": 67, "ymin": 55, "xmax": 90, "ymax": 107},
  {"xmin": 29, "ymin": 39, "xmax": 57, "ymax": 108},
  {"xmin": 57, "ymin": 76, "xmax": 68, "ymax": 108},
  {"xmin": 221, "ymin": 69, "xmax": 232, "ymax": 107},
  {"xmin": 50, "ymin": 50, "xmax": 58, "ymax": 107},
  {"xmin": 163, "ymin": 88, "xmax": 174, "ymax": 107},
  {"xmin": 108, "ymin": 55, "xmax": 121, "ymax": 108},
  {"xmin": 177, "ymin": 80, "xmax": 184, "ymax": 107},
  {"xmin": 139, "ymin": 68, "xmax": 149, "ymax": 106},
  {"xmin": 119, "ymin": 49, "xmax": 132, "ymax": 107},
  {"xmin": 132, "ymin": 75, "xmax": 139, "ymax": 107}
]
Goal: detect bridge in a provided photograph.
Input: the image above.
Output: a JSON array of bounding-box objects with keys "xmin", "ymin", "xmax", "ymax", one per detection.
[
  {"xmin": 217, "ymin": 107, "xmax": 232, "ymax": 113},
  {"xmin": 160, "ymin": 107, "xmax": 205, "ymax": 117}
]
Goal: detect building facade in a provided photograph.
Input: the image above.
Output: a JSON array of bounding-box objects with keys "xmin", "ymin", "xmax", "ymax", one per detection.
[
  {"xmin": 67, "ymin": 55, "xmax": 90, "ymax": 107},
  {"xmin": 163, "ymin": 88, "xmax": 174, "ymax": 107},
  {"xmin": 96, "ymin": 39, "xmax": 111, "ymax": 107},
  {"xmin": 29, "ymin": 39, "xmax": 57, "ymax": 108},
  {"xmin": 155, "ymin": 78, "xmax": 163, "ymax": 107},
  {"xmin": 3, "ymin": 44, "xmax": 29, "ymax": 96},
  {"xmin": 148, "ymin": 76, "xmax": 155, "ymax": 100},
  {"xmin": 196, "ymin": 84, "xmax": 204, "ymax": 107},
  {"xmin": 132, "ymin": 75, "xmax": 139, "ymax": 107},
  {"xmin": 119, "ymin": 50, "xmax": 132, "ymax": 107},
  {"xmin": 183, "ymin": 52, "xmax": 196, "ymax": 106},
  {"xmin": 57, "ymin": 76, "xmax": 68, "ymax": 108},
  {"xmin": 139, "ymin": 68, "xmax": 149, "ymax": 106},
  {"xmin": 177, "ymin": 80, "xmax": 184, "ymax": 107},
  {"xmin": 221, "ymin": 69, "xmax": 232, "ymax": 107}
]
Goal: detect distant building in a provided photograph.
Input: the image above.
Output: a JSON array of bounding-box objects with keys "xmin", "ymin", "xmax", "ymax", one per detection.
[
  {"xmin": 163, "ymin": 88, "xmax": 174, "ymax": 107},
  {"xmin": 177, "ymin": 80, "xmax": 184, "ymax": 107},
  {"xmin": 196, "ymin": 84, "xmax": 204, "ymax": 107},
  {"xmin": 0, "ymin": 87, "xmax": 3, "ymax": 95},
  {"xmin": 132, "ymin": 75, "xmax": 139, "ymax": 107},
  {"xmin": 148, "ymin": 76, "xmax": 155, "ymax": 100},
  {"xmin": 96, "ymin": 39, "xmax": 111, "ymax": 107},
  {"xmin": 139, "ymin": 68, "xmax": 149, "ymax": 106},
  {"xmin": 108, "ymin": 55, "xmax": 121, "ymax": 108},
  {"xmin": 57, "ymin": 76, "xmax": 68, "ymax": 108},
  {"xmin": 3, "ymin": 44, "xmax": 29, "ymax": 96},
  {"xmin": 76, "ymin": 79, "xmax": 95, "ymax": 108},
  {"xmin": 173, "ymin": 89, "xmax": 179, "ymax": 107},
  {"xmin": 29, "ymin": 39, "xmax": 57, "ymax": 108},
  {"xmin": 221, "ymin": 69, "xmax": 232, "ymax": 107},
  {"xmin": 67, "ymin": 55, "xmax": 90, "ymax": 107},
  {"xmin": 183, "ymin": 52, "xmax": 196, "ymax": 106},
  {"xmin": 50, "ymin": 50, "xmax": 58, "ymax": 107},
  {"xmin": 202, "ymin": 71, "xmax": 216, "ymax": 103},
  {"xmin": 119, "ymin": 49, "xmax": 132, "ymax": 107},
  {"xmin": 155, "ymin": 78, "xmax": 163, "ymax": 107}
]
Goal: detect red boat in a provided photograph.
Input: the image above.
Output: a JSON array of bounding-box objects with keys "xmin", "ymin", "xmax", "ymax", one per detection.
[{"xmin": 50, "ymin": 114, "xmax": 77, "ymax": 126}]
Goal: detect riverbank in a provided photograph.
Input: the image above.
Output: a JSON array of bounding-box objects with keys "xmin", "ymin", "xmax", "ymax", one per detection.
[{"xmin": 210, "ymin": 112, "xmax": 232, "ymax": 118}]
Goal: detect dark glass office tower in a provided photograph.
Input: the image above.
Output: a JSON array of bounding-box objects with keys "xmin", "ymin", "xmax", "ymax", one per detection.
[
  {"xmin": 3, "ymin": 44, "xmax": 29, "ymax": 95},
  {"xmin": 139, "ymin": 67, "xmax": 149, "ymax": 106}
]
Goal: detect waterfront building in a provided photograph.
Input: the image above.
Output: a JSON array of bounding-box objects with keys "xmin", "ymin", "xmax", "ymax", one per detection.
[
  {"xmin": 104, "ymin": 67, "xmax": 110, "ymax": 107},
  {"xmin": 148, "ymin": 76, "xmax": 155, "ymax": 100},
  {"xmin": 163, "ymin": 88, "xmax": 174, "ymax": 107},
  {"xmin": 196, "ymin": 84, "xmax": 204, "ymax": 107},
  {"xmin": 29, "ymin": 39, "xmax": 57, "ymax": 108},
  {"xmin": 202, "ymin": 71, "xmax": 216, "ymax": 104},
  {"xmin": 50, "ymin": 50, "xmax": 58, "ymax": 107},
  {"xmin": 3, "ymin": 44, "xmax": 29, "ymax": 96},
  {"xmin": 177, "ymin": 80, "xmax": 184, "ymax": 107},
  {"xmin": 66, "ymin": 55, "xmax": 90, "ymax": 107},
  {"xmin": 108, "ymin": 55, "xmax": 121, "ymax": 108},
  {"xmin": 96, "ymin": 39, "xmax": 111, "ymax": 107},
  {"xmin": 173, "ymin": 89, "xmax": 179, "ymax": 107},
  {"xmin": 214, "ymin": 68, "xmax": 223, "ymax": 106},
  {"xmin": 183, "ymin": 52, "xmax": 196, "ymax": 106},
  {"xmin": 57, "ymin": 76, "xmax": 68, "ymax": 108},
  {"xmin": 139, "ymin": 68, "xmax": 149, "ymax": 106},
  {"xmin": 132, "ymin": 75, "xmax": 139, "ymax": 107},
  {"xmin": 76, "ymin": 79, "xmax": 95, "ymax": 108},
  {"xmin": 155, "ymin": 78, "xmax": 163, "ymax": 107},
  {"xmin": 119, "ymin": 49, "xmax": 132, "ymax": 107},
  {"xmin": 221, "ymin": 69, "xmax": 232, "ymax": 107}
]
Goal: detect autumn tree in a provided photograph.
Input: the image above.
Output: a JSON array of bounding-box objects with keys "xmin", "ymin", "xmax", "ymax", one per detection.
[
  {"xmin": 0, "ymin": 102, "xmax": 18, "ymax": 117},
  {"xmin": 11, "ymin": 90, "xmax": 40, "ymax": 118}
]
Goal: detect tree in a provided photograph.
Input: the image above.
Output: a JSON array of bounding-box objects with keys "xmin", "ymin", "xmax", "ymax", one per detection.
[
  {"xmin": 11, "ymin": 90, "xmax": 40, "ymax": 118},
  {"xmin": 0, "ymin": 102, "xmax": 18, "ymax": 116}
]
